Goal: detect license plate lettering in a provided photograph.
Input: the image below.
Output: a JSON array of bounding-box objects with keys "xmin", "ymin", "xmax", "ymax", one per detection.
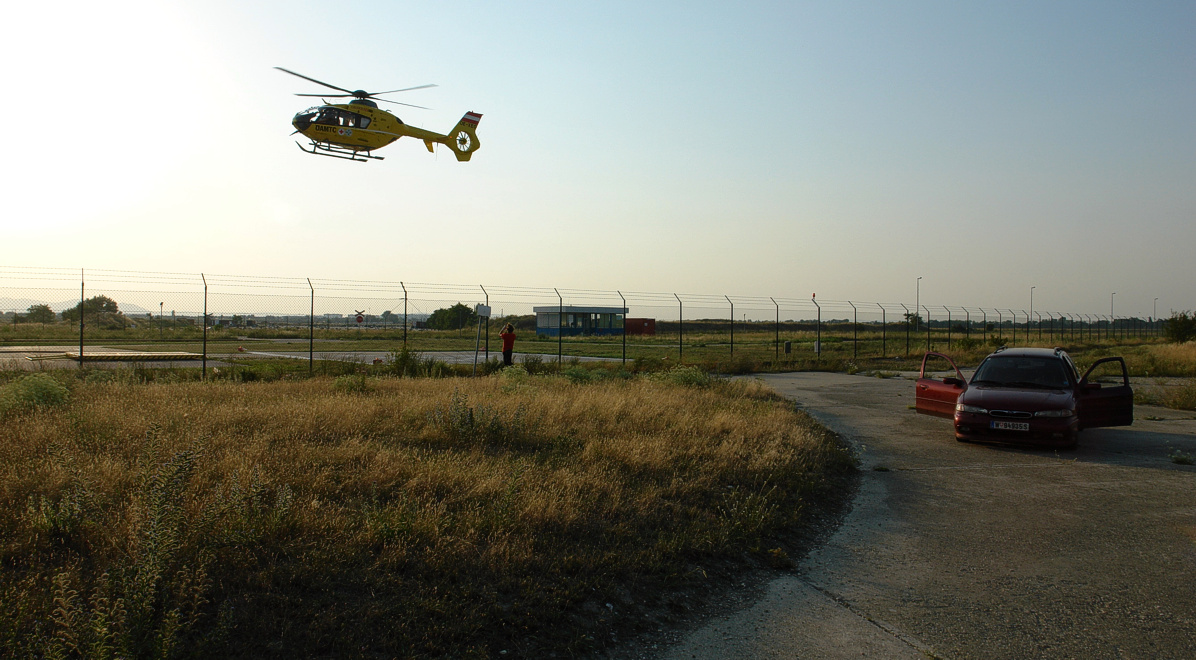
[{"xmin": 990, "ymin": 420, "xmax": 1030, "ymax": 432}]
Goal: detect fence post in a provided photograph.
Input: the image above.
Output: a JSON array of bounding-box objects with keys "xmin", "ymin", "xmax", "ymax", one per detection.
[
  {"xmin": 964, "ymin": 308, "xmax": 970, "ymax": 340},
  {"xmin": 725, "ymin": 295, "xmax": 734, "ymax": 357},
  {"xmin": 848, "ymin": 301, "xmax": 857, "ymax": 360},
  {"xmin": 901, "ymin": 303, "xmax": 910, "ymax": 357},
  {"xmin": 480, "ymin": 285, "xmax": 489, "ymax": 360},
  {"xmin": 877, "ymin": 303, "xmax": 886, "ymax": 358},
  {"xmin": 812, "ymin": 295, "xmax": 820, "ymax": 361},
  {"xmin": 307, "ymin": 278, "xmax": 314, "ymax": 375},
  {"xmin": 771, "ymin": 297, "xmax": 779, "ymax": 361},
  {"xmin": 201, "ymin": 273, "xmax": 208, "ymax": 380},
  {"xmin": 555, "ymin": 288, "xmax": 563, "ymax": 366},
  {"xmin": 1023, "ymin": 310, "xmax": 1029, "ymax": 343},
  {"xmin": 923, "ymin": 305, "xmax": 931, "ymax": 350},
  {"xmin": 617, "ymin": 290, "xmax": 626, "ymax": 366},
  {"xmin": 78, "ymin": 268, "xmax": 84, "ymax": 367},
  {"xmin": 401, "ymin": 281, "xmax": 407, "ymax": 348},
  {"xmin": 674, "ymin": 293, "xmax": 683, "ymax": 363},
  {"xmin": 943, "ymin": 305, "xmax": 951, "ymax": 348}
]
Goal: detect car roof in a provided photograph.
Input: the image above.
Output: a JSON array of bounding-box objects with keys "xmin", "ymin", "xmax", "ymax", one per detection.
[{"xmin": 986, "ymin": 347, "xmax": 1066, "ymax": 359}]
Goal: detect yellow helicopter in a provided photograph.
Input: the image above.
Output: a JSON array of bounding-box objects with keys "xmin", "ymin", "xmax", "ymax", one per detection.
[{"xmin": 276, "ymin": 67, "xmax": 481, "ymax": 163}]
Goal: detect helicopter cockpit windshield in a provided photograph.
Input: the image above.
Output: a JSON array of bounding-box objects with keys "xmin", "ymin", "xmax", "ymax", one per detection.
[{"xmin": 314, "ymin": 107, "xmax": 370, "ymax": 129}]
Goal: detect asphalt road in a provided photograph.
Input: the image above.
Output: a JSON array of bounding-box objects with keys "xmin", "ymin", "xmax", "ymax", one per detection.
[{"xmin": 661, "ymin": 372, "xmax": 1196, "ymax": 660}]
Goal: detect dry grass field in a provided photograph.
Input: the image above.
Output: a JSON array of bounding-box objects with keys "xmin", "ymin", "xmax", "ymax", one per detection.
[{"xmin": 0, "ymin": 368, "xmax": 854, "ymax": 658}]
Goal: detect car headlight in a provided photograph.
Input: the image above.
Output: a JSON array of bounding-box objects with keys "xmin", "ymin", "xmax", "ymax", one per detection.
[
  {"xmin": 1033, "ymin": 409, "xmax": 1075, "ymax": 418},
  {"xmin": 955, "ymin": 403, "xmax": 988, "ymax": 414}
]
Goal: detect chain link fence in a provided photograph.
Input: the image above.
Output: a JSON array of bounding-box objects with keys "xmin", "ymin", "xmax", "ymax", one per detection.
[{"xmin": 0, "ymin": 266, "xmax": 1164, "ymax": 373}]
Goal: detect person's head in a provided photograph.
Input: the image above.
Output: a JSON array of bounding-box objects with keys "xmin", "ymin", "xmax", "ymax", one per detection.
[{"xmin": 503, "ymin": 323, "xmax": 514, "ymax": 333}]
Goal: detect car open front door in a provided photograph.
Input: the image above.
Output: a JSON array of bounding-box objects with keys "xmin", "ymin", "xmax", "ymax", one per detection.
[
  {"xmin": 916, "ymin": 352, "xmax": 967, "ymax": 418},
  {"xmin": 1078, "ymin": 357, "xmax": 1134, "ymax": 429}
]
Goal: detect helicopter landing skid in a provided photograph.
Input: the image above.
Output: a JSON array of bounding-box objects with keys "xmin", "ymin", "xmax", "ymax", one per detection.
[{"xmin": 296, "ymin": 141, "xmax": 383, "ymax": 162}]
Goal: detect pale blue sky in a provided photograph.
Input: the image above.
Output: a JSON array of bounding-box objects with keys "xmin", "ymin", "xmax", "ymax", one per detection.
[{"xmin": 2, "ymin": 1, "xmax": 1193, "ymax": 319}]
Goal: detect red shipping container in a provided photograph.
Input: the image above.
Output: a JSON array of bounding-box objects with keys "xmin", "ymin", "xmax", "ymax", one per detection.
[{"xmin": 625, "ymin": 318, "xmax": 656, "ymax": 336}]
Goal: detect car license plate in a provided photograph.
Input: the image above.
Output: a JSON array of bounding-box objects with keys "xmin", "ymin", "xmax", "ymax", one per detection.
[{"xmin": 990, "ymin": 420, "xmax": 1030, "ymax": 432}]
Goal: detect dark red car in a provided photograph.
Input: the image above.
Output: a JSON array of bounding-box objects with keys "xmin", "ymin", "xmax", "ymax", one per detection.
[{"xmin": 915, "ymin": 347, "xmax": 1133, "ymax": 448}]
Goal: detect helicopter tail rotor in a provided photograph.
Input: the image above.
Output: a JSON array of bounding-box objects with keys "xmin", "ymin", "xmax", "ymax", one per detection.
[{"xmin": 444, "ymin": 112, "xmax": 483, "ymax": 161}]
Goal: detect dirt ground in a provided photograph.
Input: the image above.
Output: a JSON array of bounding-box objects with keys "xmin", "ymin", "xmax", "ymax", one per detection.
[{"xmin": 656, "ymin": 372, "xmax": 1196, "ymax": 659}]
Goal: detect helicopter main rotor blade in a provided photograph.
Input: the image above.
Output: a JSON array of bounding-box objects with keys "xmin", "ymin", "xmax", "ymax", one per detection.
[
  {"xmin": 377, "ymin": 98, "xmax": 430, "ymax": 110},
  {"xmin": 373, "ymin": 84, "xmax": 438, "ymax": 95},
  {"xmin": 274, "ymin": 67, "xmax": 355, "ymax": 95},
  {"xmin": 294, "ymin": 93, "xmax": 355, "ymax": 98}
]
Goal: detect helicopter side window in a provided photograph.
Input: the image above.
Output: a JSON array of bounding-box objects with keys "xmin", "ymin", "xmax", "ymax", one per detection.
[{"xmin": 345, "ymin": 112, "xmax": 370, "ymax": 129}]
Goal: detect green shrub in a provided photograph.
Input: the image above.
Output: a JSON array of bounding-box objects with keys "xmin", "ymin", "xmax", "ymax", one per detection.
[
  {"xmin": 520, "ymin": 354, "xmax": 547, "ymax": 374},
  {"xmin": 386, "ymin": 347, "xmax": 450, "ymax": 378},
  {"xmin": 652, "ymin": 366, "xmax": 711, "ymax": 388},
  {"xmin": 562, "ymin": 366, "xmax": 598, "ymax": 384},
  {"xmin": 0, "ymin": 373, "xmax": 70, "ymax": 416},
  {"xmin": 955, "ymin": 337, "xmax": 980, "ymax": 351},
  {"xmin": 1163, "ymin": 311, "xmax": 1196, "ymax": 344},
  {"xmin": 632, "ymin": 356, "xmax": 665, "ymax": 373},
  {"xmin": 428, "ymin": 391, "xmax": 535, "ymax": 449},
  {"xmin": 332, "ymin": 373, "xmax": 370, "ymax": 394}
]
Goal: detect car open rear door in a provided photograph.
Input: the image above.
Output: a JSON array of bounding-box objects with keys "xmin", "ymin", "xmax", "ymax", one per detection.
[
  {"xmin": 1078, "ymin": 357, "xmax": 1134, "ymax": 428},
  {"xmin": 916, "ymin": 352, "xmax": 967, "ymax": 418}
]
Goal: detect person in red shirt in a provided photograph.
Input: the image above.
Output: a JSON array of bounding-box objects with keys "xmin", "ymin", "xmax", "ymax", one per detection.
[{"xmin": 499, "ymin": 323, "xmax": 516, "ymax": 366}]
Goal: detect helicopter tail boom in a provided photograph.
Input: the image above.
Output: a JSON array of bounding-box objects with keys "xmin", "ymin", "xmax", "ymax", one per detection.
[{"xmin": 444, "ymin": 111, "xmax": 482, "ymax": 161}]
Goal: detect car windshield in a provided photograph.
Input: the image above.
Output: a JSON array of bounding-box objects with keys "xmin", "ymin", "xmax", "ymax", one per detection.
[{"xmin": 971, "ymin": 356, "xmax": 1071, "ymax": 389}]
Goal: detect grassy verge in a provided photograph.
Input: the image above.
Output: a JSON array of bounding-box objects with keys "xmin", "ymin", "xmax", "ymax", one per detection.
[
  {"xmin": 1134, "ymin": 379, "xmax": 1196, "ymax": 411},
  {"xmin": 0, "ymin": 368, "xmax": 855, "ymax": 658}
]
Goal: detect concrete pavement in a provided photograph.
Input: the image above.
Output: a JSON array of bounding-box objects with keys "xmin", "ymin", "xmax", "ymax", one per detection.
[{"xmin": 660, "ymin": 372, "xmax": 1196, "ymax": 659}]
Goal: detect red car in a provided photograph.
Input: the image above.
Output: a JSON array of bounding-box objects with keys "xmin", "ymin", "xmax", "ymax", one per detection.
[{"xmin": 915, "ymin": 347, "xmax": 1133, "ymax": 448}]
